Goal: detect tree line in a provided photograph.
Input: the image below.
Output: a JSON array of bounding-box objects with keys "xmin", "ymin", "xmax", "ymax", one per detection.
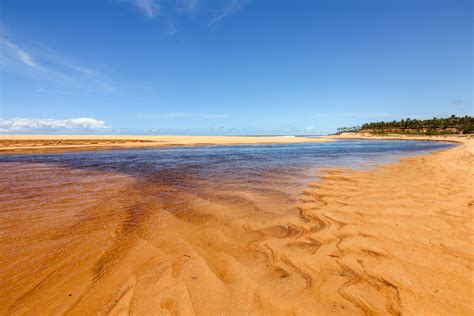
[
  {"xmin": 336, "ymin": 126, "xmax": 361, "ymax": 133},
  {"xmin": 337, "ymin": 115, "xmax": 474, "ymax": 134}
]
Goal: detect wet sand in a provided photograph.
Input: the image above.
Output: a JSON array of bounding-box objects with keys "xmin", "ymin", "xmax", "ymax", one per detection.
[
  {"xmin": 0, "ymin": 135, "xmax": 327, "ymax": 154},
  {"xmin": 0, "ymin": 136, "xmax": 473, "ymax": 315}
]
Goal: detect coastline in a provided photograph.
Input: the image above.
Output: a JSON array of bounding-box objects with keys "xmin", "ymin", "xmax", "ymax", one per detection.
[
  {"xmin": 0, "ymin": 134, "xmax": 329, "ymax": 154},
  {"xmin": 0, "ymin": 132, "xmax": 468, "ymax": 155}
]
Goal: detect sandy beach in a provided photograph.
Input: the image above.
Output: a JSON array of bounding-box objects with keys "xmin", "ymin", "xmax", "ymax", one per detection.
[
  {"xmin": 0, "ymin": 135, "xmax": 472, "ymax": 315},
  {"xmin": 0, "ymin": 135, "xmax": 327, "ymax": 154}
]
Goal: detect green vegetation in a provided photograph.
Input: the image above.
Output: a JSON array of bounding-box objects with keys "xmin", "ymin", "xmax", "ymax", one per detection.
[
  {"xmin": 360, "ymin": 115, "xmax": 474, "ymax": 133},
  {"xmin": 337, "ymin": 115, "xmax": 474, "ymax": 135},
  {"xmin": 336, "ymin": 126, "xmax": 361, "ymax": 133}
]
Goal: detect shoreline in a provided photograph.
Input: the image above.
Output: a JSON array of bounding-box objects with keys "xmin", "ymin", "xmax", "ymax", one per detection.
[
  {"xmin": 0, "ymin": 135, "xmax": 329, "ymax": 155},
  {"xmin": 0, "ymin": 133, "xmax": 468, "ymax": 155}
]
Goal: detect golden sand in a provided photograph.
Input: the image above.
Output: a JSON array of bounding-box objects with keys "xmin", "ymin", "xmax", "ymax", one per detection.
[
  {"xmin": 0, "ymin": 135, "xmax": 327, "ymax": 154},
  {"xmin": 0, "ymin": 135, "xmax": 472, "ymax": 315}
]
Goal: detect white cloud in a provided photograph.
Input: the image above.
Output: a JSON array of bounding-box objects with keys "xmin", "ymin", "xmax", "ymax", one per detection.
[
  {"xmin": 0, "ymin": 118, "xmax": 110, "ymax": 133},
  {"xmin": 132, "ymin": 0, "xmax": 159, "ymax": 17}
]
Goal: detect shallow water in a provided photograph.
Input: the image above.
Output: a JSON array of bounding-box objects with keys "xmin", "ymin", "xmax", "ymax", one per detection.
[
  {"xmin": 0, "ymin": 139, "xmax": 453, "ymax": 190},
  {"xmin": 0, "ymin": 139, "xmax": 454, "ymax": 314}
]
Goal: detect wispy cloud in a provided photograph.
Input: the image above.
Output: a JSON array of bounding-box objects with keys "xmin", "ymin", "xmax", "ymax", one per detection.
[
  {"xmin": 132, "ymin": 0, "xmax": 159, "ymax": 17},
  {"xmin": 120, "ymin": 0, "xmax": 249, "ymax": 31},
  {"xmin": 2, "ymin": 39, "xmax": 67, "ymax": 79},
  {"xmin": 0, "ymin": 118, "xmax": 111, "ymax": 133},
  {"xmin": 67, "ymin": 63, "xmax": 94, "ymax": 76},
  {"xmin": 209, "ymin": 0, "xmax": 250, "ymax": 25},
  {"xmin": 14, "ymin": 45, "xmax": 38, "ymax": 68},
  {"xmin": 0, "ymin": 36, "xmax": 114, "ymax": 93}
]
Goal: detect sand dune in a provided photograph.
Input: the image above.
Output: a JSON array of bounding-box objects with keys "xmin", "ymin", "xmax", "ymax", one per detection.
[{"xmin": 0, "ymin": 136, "xmax": 472, "ymax": 315}]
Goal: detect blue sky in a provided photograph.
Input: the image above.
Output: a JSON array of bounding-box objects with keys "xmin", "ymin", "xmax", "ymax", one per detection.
[{"xmin": 0, "ymin": 0, "xmax": 472, "ymax": 135}]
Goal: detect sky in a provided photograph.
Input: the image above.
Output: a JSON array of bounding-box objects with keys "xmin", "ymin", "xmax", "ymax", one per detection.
[{"xmin": 0, "ymin": 0, "xmax": 472, "ymax": 135}]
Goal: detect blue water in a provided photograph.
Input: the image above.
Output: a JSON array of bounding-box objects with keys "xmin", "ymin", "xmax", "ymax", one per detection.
[{"xmin": 0, "ymin": 140, "xmax": 453, "ymax": 189}]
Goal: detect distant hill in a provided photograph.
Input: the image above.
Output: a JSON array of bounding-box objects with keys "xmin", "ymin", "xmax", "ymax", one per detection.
[{"xmin": 337, "ymin": 115, "xmax": 474, "ymax": 135}]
